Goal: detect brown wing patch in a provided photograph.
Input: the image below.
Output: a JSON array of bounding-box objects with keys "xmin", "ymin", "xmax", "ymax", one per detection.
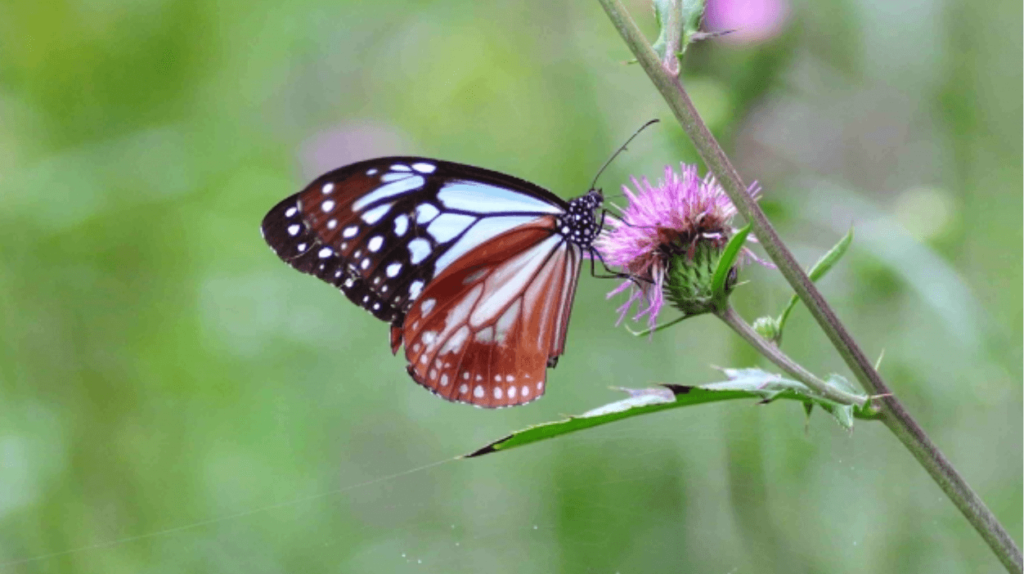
[{"xmin": 396, "ymin": 217, "xmax": 583, "ymax": 407}]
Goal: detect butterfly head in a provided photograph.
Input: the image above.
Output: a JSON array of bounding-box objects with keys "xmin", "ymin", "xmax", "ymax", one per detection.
[{"xmin": 560, "ymin": 189, "xmax": 604, "ymax": 248}]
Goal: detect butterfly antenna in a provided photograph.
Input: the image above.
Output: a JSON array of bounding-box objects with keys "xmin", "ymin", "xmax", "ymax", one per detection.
[{"xmin": 589, "ymin": 119, "xmax": 660, "ymax": 191}]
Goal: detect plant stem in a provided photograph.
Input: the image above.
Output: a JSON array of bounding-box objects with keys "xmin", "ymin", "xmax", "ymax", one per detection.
[
  {"xmin": 715, "ymin": 306, "xmax": 865, "ymax": 407},
  {"xmin": 596, "ymin": 0, "xmax": 1022, "ymax": 571},
  {"xmin": 659, "ymin": 0, "xmax": 682, "ymax": 76}
]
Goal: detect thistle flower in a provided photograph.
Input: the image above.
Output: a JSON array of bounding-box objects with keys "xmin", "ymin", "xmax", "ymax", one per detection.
[{"xmin": 595, "ymin": 163, "xmax": 764, "ymax": 329}]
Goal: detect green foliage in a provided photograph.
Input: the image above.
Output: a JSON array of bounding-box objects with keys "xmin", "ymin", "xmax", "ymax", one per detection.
[
  {"xmin": 0, "ymin": 0, "xmax": 1018, "ymax": 571},
  {"xmin": 466, "ymin": 367, "xmax": 874, "ymax": 457},
  {"xmin": 652, "ymin": 0, "xmax": 706, "ymax": 60},
  {"xmin": 711, "ymin": 222, "xmax": 752, "ymax": 308},
  {"xmin": 774, "ymin": 227, "xmax": 853, "ymax": 343},
  {"xmin": 753, "ymin": 315, "xmax": 781, "ymax": 340}
]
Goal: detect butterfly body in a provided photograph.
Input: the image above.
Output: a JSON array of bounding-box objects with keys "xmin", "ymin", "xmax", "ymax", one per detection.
[{"xmin": 261, "ymin": 157, "xmax": 601, "ymax": 407}]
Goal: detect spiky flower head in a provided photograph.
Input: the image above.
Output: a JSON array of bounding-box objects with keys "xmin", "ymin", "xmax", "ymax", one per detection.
[{"xmin": 595, "ymin": 163, "xmax": 764, "ymax": 329}]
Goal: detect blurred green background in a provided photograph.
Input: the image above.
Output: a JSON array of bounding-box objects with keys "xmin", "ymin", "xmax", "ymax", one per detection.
[{"xmin": 1, "ymin": 0, "xmax": 1020, "ymax": 572}]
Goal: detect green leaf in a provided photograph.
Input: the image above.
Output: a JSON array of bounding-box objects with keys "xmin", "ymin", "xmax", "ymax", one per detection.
[
  {"xmin": 710, "ymin": 223, "xmax": 752, "ymax": 308},
  {"xmin": 651, "ymin": 0, "xmax": 706, "ymax": 61},
  {"xmin": 775, "ymin": 228, "xmax": 854, "ymax": 343},
  {"xmin": 627, "ymin": 314, "xmax": 690, "ymax": 337},
  {"xmin": 464, "ymin": 368, "xmax": 873, "ymax": 457}
]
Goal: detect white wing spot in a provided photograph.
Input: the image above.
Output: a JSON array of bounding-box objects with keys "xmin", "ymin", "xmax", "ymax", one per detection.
[
  {"xmin": 415, "ymin": 204, "xmax": 440, "ymax": 224},
  {"xmin": 285, "ymin": 206, "xmax": 298, "ymax": 217},
  {"xmin": 419, "ymin": 355, "xmax": 428, "ymax": 365},
  {"xmin": 440, "ymin": 326, "xmax": 470, "ymax": 355},
  {"xmin": 427, "ymin": 213, "xmax": 476, "ymax": 243},
  {"xmin": 438, "ymin": 181, "xmax": 562, "ymax": 214},
  {"xmin": 493, "ymin": 387, "xmax": 503, "ymax": 400},
  {"xmin": 322, "ymin": 200, "xmax": 336, "ymax": 213},
  {"xmin": 318, "ymin": 247, "xmax": 333, "ymax": 258},
  {"xmin": 394, "ymin": 214, "xmax": 409, "ymax": 237},
  {"xmin": 287, "ymin": 224, "xmax": 301, "ymax": 236},
  {"xmin": 352, "ymin": 176, "xmax": 425, "ymax": 211},
  {"xmin": 462, "ymin": 372, "xmax": 470, "ymax": 380},
  {"xmin": 409, "ymin": 280, "xmax": 424, "ymax": 300},
  {"xmin": 536, "ymin": 382, "xmax": 543, "ymax": 390},
  {"xmin": 367, "ymin": 168, "xmax": 378, "ymax": 175},
  {"xmin": 493, "ymin": 375, "xmax": 501, "ymax": 382},
  {"xmin": 473, "ymin": 386, "xmax": 484, "ymax": 399},
  {"xmin": 421, "ymin": 331, "xmax": 438, "ymax": 346},
  {"xmin": 322, "ymin": 183, "xmax": 334, "ymax": 194},
  {"xmin": 522, "ymin": 386, "xmax": 530, "ymax": 397},
  {"xmin": 327, "ymin": 219, "xmax": 337, "ymax": 230},
  {"xmin": 361, "ymin": 258, "xmax": 371, "ymax": 270},
  {"xmin": 494, "ymin": 300, "xmax": 520, "ymax": 342},
  {"xmin": 509, "ymin": 386, "xmax": 517, "ymax": 399},
  {"xmin": 408, "ymin": 238, "xmax": 431, "ymax": 264},
  {"xmin": 506, "ymin": 375, "xmax": 515, "ymax": 382},
  {"xmin": 412, "ymin": 162, "xmax": 436, "ymax": 174},
  {"xmin": 368, "ymin": 236, "xmax": 384, "ymax": 252},
  {"xmin": 440, "ymin": 374, "xmax": 449, "ymax": 387},
  {"xmin": 362, "ymin": 204, "xmax": 391, "ymax": 224},
  {"xmin": 343, "ymin": 226, "xmax": 359, "ymax": 239},
  {"xmin": 420, "ymin": 299, "xmax": 436, "ymax": 316},
  {"xmin": 373, "ymin": 302, "xmax": 380, "ymax": 310},
  {"xmin": 391, "ymin": 164, "xmax": 412, "ymax": 172},
  {"xmin": 296, "ymin": 243, "xmax": 307, "ymax": 252},
  {"xmin": 459, "ymin": 384, "xmax": 469, "ymax": 394},
  {"xmin": 386, "ymin": 262, "xmax": 402, "ymax": 278},
  {"xmin": 429, "ymin": 369, "xmax": 437, "ymax": 380}
]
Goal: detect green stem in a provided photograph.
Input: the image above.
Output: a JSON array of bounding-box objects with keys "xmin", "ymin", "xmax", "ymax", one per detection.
[
  {"xmin": 715, "ymin": 306, "xmax": 865, "ymax": 407},
  {"xmin": 660, "ymin": 0, "xmax": 682, "ymax": 76},
  {"xmin": 596, "ymin": 0, "xmax": 1022, "ymax": 571}
]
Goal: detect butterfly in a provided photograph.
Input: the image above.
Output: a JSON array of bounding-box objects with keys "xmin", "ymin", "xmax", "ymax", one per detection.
[{"xmin": 260, "ymin": 157, "xmax": 605, "ymax": 408}]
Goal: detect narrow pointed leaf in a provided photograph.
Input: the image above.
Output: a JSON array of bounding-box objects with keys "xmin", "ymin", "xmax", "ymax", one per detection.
[
  {"xmin": 711, "ymin": 223, "xmax": 752, "ymax": 307},
  {"xmin": 627, "ymin": 314, "xmax": 690, "ymax": 337},
  {"xmin": 464, "ymin": 368, "xmax": 873, "ymax": 457},
  {"xmin": 776, "ymin": 228, "xmax": 854, "ymax": 342}
]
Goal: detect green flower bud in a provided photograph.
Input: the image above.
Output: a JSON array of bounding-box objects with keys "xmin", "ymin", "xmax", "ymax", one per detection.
[{"xmin": 664, "ymin": 239, "xmax": 736, "ymax": 316}]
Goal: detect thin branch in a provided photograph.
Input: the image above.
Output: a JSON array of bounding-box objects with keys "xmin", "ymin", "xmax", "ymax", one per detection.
[
  {"xmin": 595, "ymin": 0, "xmax": 1022, "ymax": 571},
  {"xmin": 716, "ymin": 306, "xmax": 866, "ymax": 407},
  {"xmin": 660, "ymin": 0, "xmax": 682, "ymax": 76}
]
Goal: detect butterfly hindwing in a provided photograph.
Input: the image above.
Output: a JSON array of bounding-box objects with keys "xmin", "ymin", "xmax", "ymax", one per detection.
[{"xmin": 399, "ymin": 218, "xmax": 584, "ymax": 408}]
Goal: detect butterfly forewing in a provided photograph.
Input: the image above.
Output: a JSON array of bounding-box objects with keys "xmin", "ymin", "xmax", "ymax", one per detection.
[{"xmin": 260, "ymin": 158, "xmax": 571, "ymax": 325}]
